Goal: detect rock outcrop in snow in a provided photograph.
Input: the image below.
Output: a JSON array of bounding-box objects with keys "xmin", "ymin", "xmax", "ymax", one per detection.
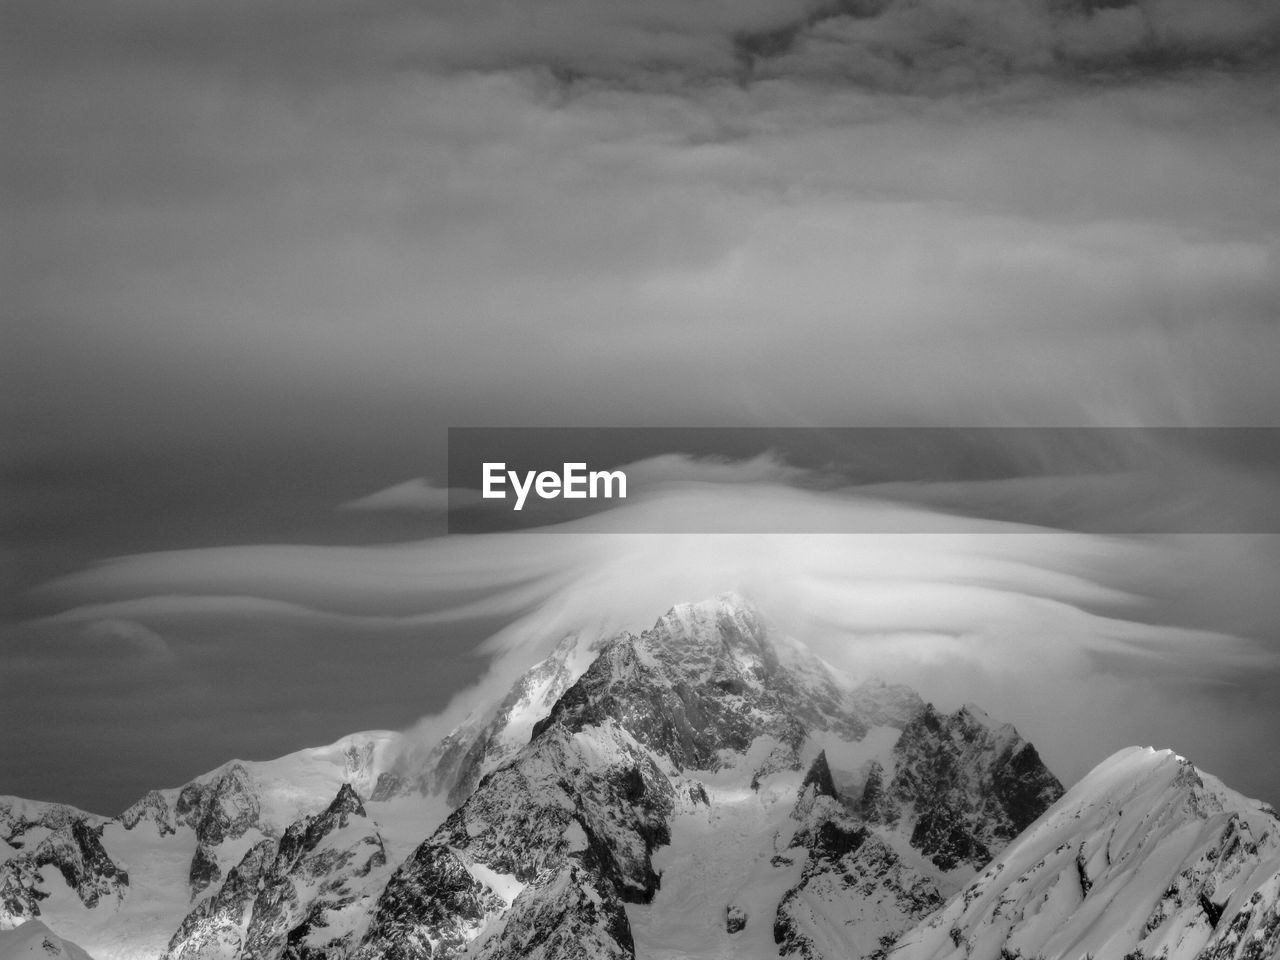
[
  {"xmin": 7, "ymin": 593, "xmax": 1270, "ymax": 960},
  {"xmin": 0, "ymin": 819, "xmax": 128, "ymax": 925},
  {"xmin": 890, "ymin": 746, "xmax": 1280, "ymax": 960},
  {"xmin": 0, "ymin": 731, "xmax": 408, "ymax": 958},
  {"xmin": 777, "ymin": 791, "xmax": 946, "ymax": 960},
  {"xmin": 0, "ymin": 800, "xmax": 105, "ymax": 851},
  {"xmin": 164, "ymin": 782, "xmax": 390, "ymax": 960},
  {"xmin": 354, "ymin": 716, "xmax": 672, "ymax": 958},
  {"xmin": 862, "ymin": 704, "xmax": 1064, "ymax": 872},
  {"xmin": 372, "ymin": 631, "xmax": 605, "ymax": 810},
  {"xmin": 349, "ymin": 595, "xmax": 1054, "ymax": 960}
]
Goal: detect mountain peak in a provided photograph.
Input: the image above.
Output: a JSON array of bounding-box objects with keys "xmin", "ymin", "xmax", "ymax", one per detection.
[
  {"xmin": 867, "ymin": 702, "xmax": 1064, "ymax": 872},
  {"xmin": 325, "ymin": 781, "xmax": 367, "ymax": 819},
  {"xmin": 648, "ymin": 592, "xmax": 770, "ymax": 659},
  {"xmin": 799, "ymin": 750, "xmax": 839, "ymax": 801},
  {"xmin": 894, "ymin": 745, "xmax": 1280, "ymax": 960}
]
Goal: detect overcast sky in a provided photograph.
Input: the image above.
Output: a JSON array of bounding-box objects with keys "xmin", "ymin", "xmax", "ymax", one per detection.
[{"xmin": 3, "ymin": 0, "xmax": 1279, "ymax": 813}]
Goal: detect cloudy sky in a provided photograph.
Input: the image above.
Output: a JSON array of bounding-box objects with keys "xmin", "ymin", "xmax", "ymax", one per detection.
[{"xmin": 3, "ymin": 0, "xmax": 1279, "ymax": 813}]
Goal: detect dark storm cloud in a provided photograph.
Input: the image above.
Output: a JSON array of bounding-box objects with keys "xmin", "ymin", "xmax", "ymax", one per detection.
[
  {"xmin": 7, "ymin": 0, "xmax": 1279, "ymax": 469},
  {"xmin": 9, "ymin": 0, "xmax": 1276, "ymax": 89},
  {"xmin": 742, "ymin": 0, "xmax": 1280, "ymax": 89},
  {"xmin": 4, "ymin": 0, "xmax": 1279, "ymax": 813}
]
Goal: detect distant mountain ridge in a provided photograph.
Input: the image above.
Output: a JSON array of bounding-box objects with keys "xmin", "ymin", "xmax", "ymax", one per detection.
[{"xmin": 2, "ymin": 593, "xmax": 1276, "ymax": 960}]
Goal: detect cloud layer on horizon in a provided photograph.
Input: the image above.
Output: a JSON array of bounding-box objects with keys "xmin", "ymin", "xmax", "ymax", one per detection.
[
  {"xmin": 11, "ymin": 475, "xmax": 1280, "ymax": 811},
  {"xmin": 6, "ymin": 0, "xmax": 1280, "ymax": 471},
  {"xmin": 4, "ymin": 0, "xmax": 1279, "ymax": 814}
]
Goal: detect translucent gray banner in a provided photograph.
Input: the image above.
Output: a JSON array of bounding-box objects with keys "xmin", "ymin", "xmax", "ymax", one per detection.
[{"xmin": 447, "ymin": 427, "xmax": 1280, "ymax": 534}]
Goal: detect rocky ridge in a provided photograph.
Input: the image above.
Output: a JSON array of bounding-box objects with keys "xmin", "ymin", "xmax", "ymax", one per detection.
[
  {"xmin": 0, "ymin": 819, "xmax": 128, "ymax": 926},
  {"xmin": 861, "ymin": 703, "xmax": 1064, "ymax": 872},
  {"xmin": 6, "ymin": 594, "xmax": 1270, "ymax": 960},
  {"xmin": 372, "ymin": 630, "xmax": 606, "ymax": 809},
  {"xmin": 890, "ymin": 746, "xmax": 1280, "ymax": 960},
  {"xmin": 163, "ymin": 783, "xmax": 390, "ymax": 960},
  {"xmin": 342, "ymin": 595, "xmax": 1058, "ymax": 960}
]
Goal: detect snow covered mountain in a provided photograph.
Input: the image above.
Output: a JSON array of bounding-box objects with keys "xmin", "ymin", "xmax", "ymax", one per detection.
[
  {"xmin": 891, "ymin": 746, "xmax": 1280, "ymax": 960},
  {"xmin": 3, "ymin": 593, "xmax": 1276, "ymax": 960},
  {"xmin": 340, "ymin": 594, "xmax": 1060, "ymax": 960},
  {"xmin": 860, "ymin": 703, "xmax": 1065, "ymax": 873},
  {"xmin": 0, "ymin": 733, "xmax": 418, "ymax": 960},
  {"xmin": 163, "ymin": 783, "xmax": 390, "ymax": 959},
  {"xmin": 372, "ymin": 628, "xmax": 607, "ymax": 810}
]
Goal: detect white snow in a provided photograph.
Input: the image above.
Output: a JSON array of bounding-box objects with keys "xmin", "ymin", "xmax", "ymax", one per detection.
[
  {"xmin": 892, "ymin": 746, "xmax": 1280, "ymax": 960},
  {"xmin": 364, "ymin": 793, "xmax": 451, "ymax": 866},
  {"xmin": 25, "ymin": 817, "xmax": 207, "ymax": 960},
  {"xmin": 563, "ymin": 819, "xmax": 589, "ymax": 853},
  {"xmin": 0, "ymin": 920, "xmax": 96, "ymax": 960},
  {"xmin": 627, "ymin": 768, "xmax": 807, "ymax": 960},
  {"xmin": 458, "ymin": 852, "xmax": 527, "ymax": 907},
  {"xmin": 0, "ymin": 730, "xmax": 432, "ymax": 960}
]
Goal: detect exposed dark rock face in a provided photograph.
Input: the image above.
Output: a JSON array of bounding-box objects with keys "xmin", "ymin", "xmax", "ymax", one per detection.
[
  {"xmin": 800, "ymin": 751, "xmax": 840, "ymax": 801},
  {"xmin": 357, "ymin": 712, "xmax": 676, "ymax": 959},
  {"xmin": 440, "ymin": 722, "xmax": 673, "ymax": 903},
  {"xmin": 120, "ymin": 789, "xmax": 177, "ymax": 836},
  {"xmin": 189, "ymin": 841, "xmax": 222, "ymax": 896},
  {"xmin": 796, "ymin": 816, "xmax": 870, "ymax": 864},
  {"xmin": 893, "ymin": 748, "xmax": 1280, "ymax": 960},
  {"xmin": 0, "ymin": 798, "xmax": 104, "ymax": 847},
  {"xmin": 167, "ymin": 763, "xmax": 271, "ymax": 902},
  {"xmin": 532, "ymin": 600, "xmax": 896, "ymax": 772},
  {"xmin": 777, "ymin": 797, "xmax": 944, "ymax": 960},
  {"xmin": 353, "ymin": 844, "xmax": 505, "ymax": 960},
  {"xmin": 533, "ymin": 635, "xmax": 800, "ymax": 769},
  {"xmin": 164, "ymin": 839, "xmax": 277, "ymax": 960},
  {"xmin": 0, "ymin": 818, "xmax": 129, "ymax": 922},
  {"xmin": 175, "ymin": 764, "xmax": 263, "ymax": 849},
  {"xmin": 165, "ymin": 783, "xmax": 388, "ymax": 960},
  {"xmin": 1, "ymin": 595, "xmax": 1084, "ymax": 960},
  {"xmin": 682, "ymin": 780, "xmax": 711, "ymax": 807},
  {"xmin": 359, "ymin": 598, "xmax": 887, "ymax": 960},
  {"xmin": 339, "ymin": 598, "xmax": 1053, "ymax": 960},
  {"xmin": 470, "ymin": 861, "xmax": 634, "ymax": 960},
  {"xmin": 859, "ymin": 761, "xmax": 888, "ymax": 820},
  {"xmin": 865, "ymin": 704, "xmax": 1064, "ymax": 871},
  {"xmin": 1197, "ymin": 889, "xmax": 1280, "ymax": 960},
  {"xmin": 438, "ymin": 633, "xmax": 591, "ymax": 809}
]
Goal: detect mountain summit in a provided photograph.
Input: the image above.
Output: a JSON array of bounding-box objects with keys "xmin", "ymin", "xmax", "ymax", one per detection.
[
  {"xmin": 3, "ymin": 594, "xmax": 1275, "ymax": 960},
  {"xmin": 892, "ymin": 746, "xmax": 1280, "ymax": 960}
]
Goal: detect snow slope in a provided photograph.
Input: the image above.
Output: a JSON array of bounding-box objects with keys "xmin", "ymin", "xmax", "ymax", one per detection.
[
  {"xmin": 344, "ymin": 595, "xmax": 1057, "ymax": 960},
  {"xmin": 2, "ymin": 593, "xmax": 1155, "ymax": 960},
  {"xmin": 892, "ymin": 746, "xmax": 1280, "ymax": 960},
  {"xmin": 0, "ymin": 920, "xmax": 95, "ymax": 960},
  {"xmin": 0, "ymin": 731, "xmax": 440, "ymax": 960}
]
